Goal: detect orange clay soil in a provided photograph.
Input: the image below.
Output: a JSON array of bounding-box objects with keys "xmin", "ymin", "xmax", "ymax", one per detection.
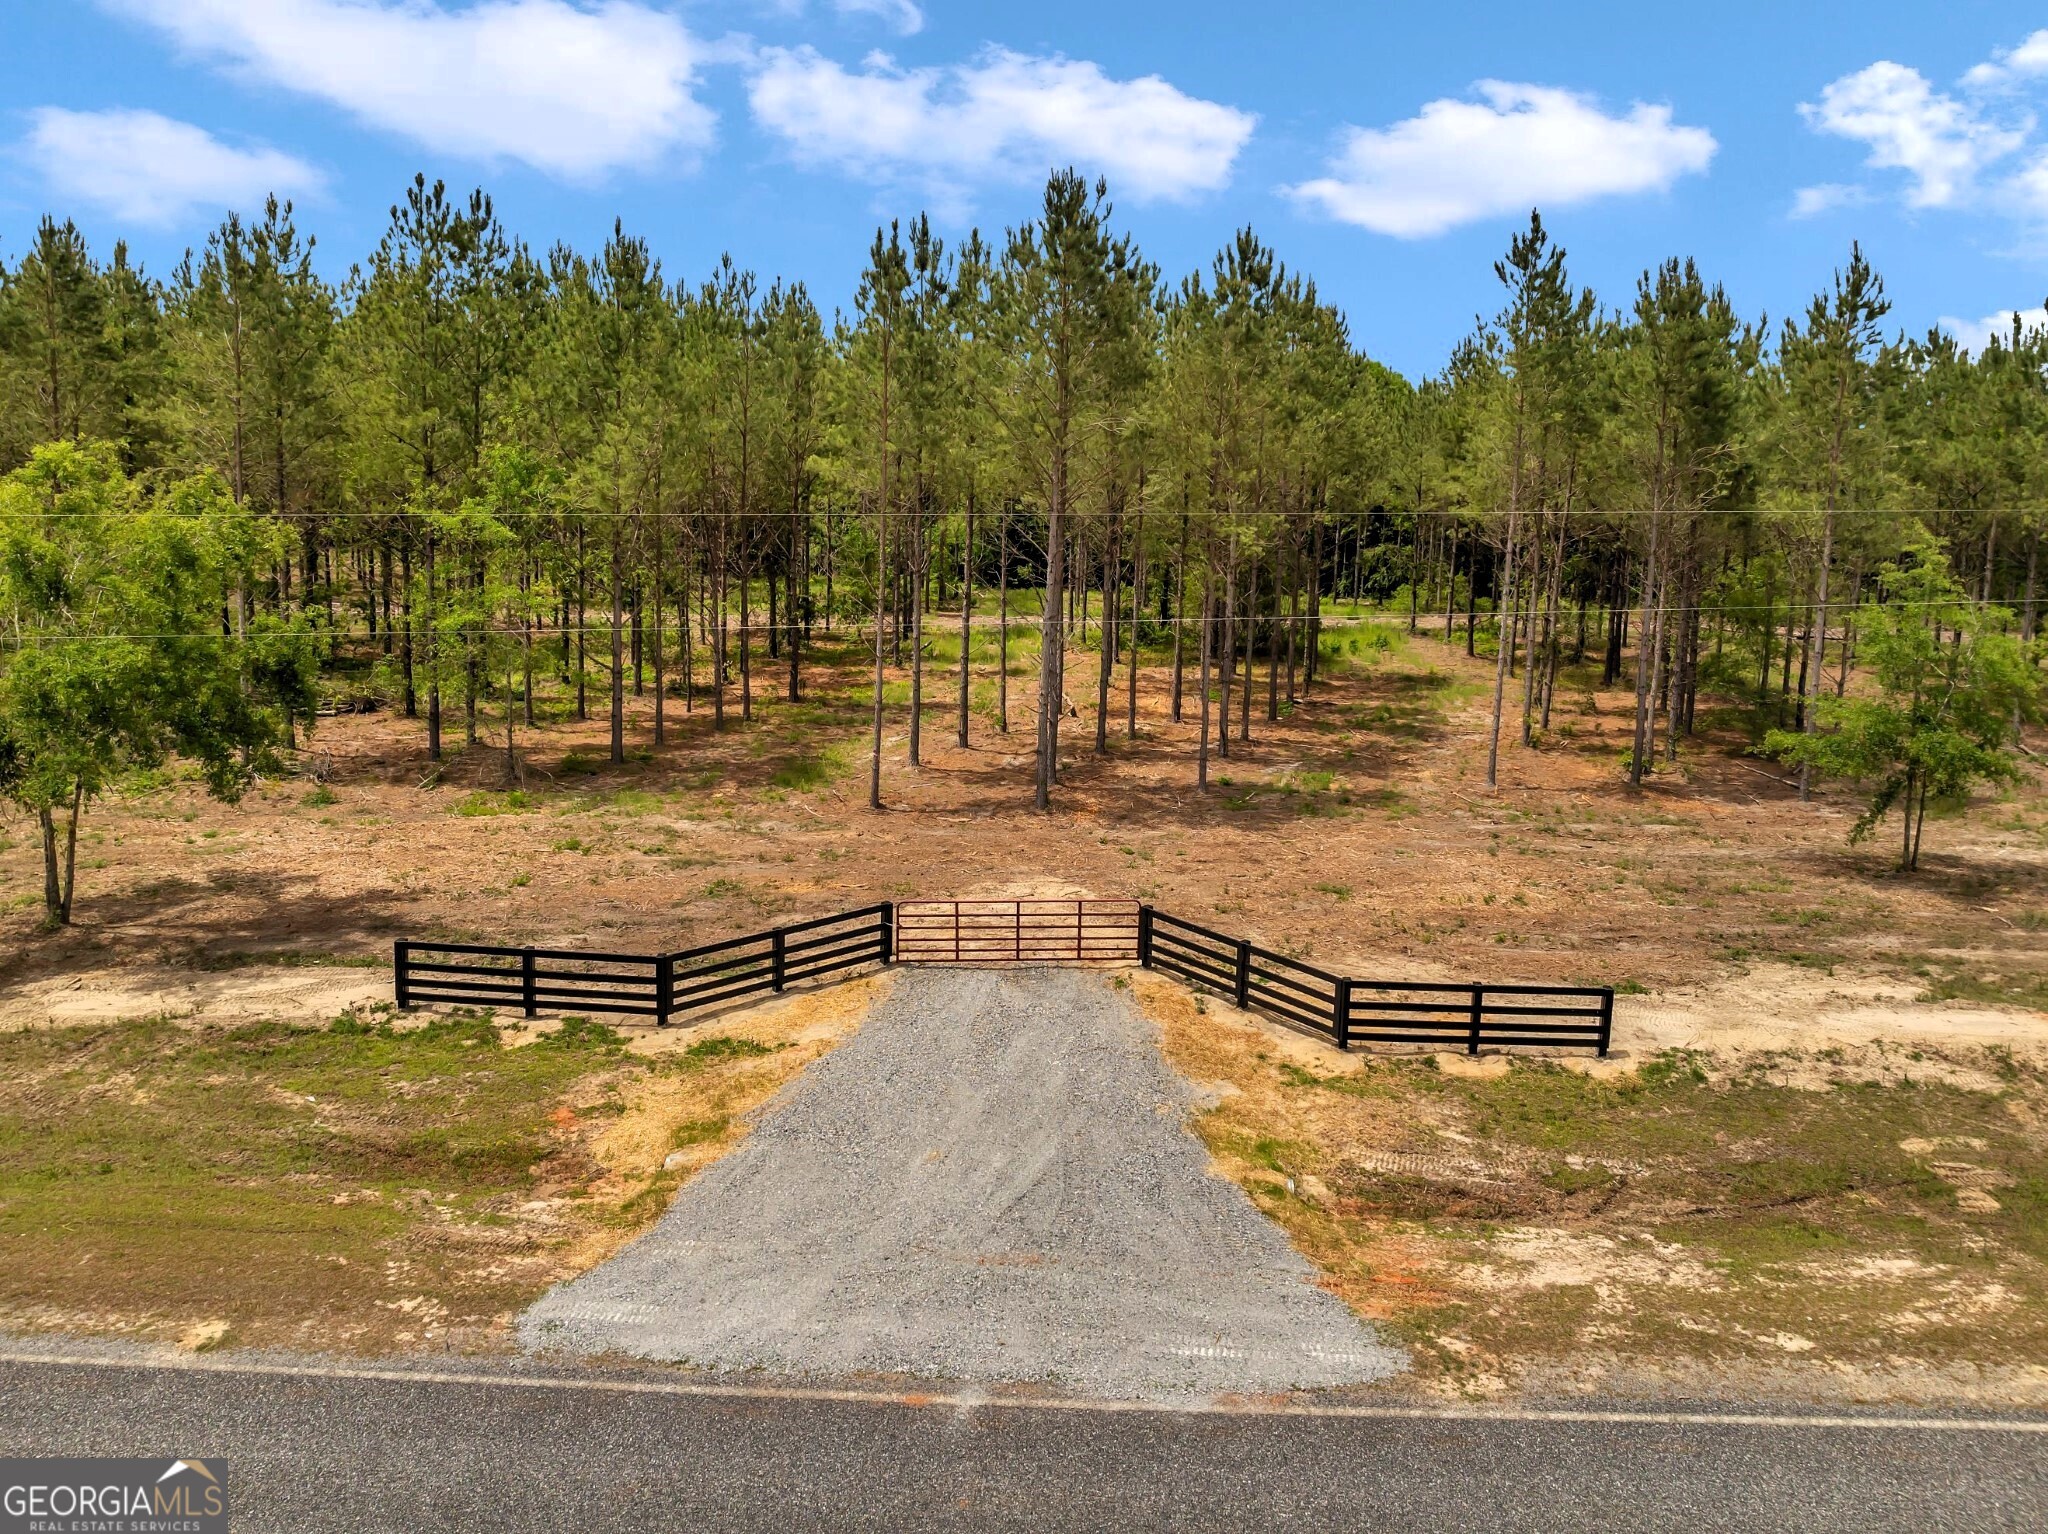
[{"xmin": 2, "ymin": 622, "xmax": 2044, "ymax": 1032}]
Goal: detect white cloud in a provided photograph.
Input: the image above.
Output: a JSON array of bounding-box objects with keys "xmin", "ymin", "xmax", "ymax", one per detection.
[
  {"xmin": 1799, "ymin": 61, "xmax": 2027, "ymax": 209},
  {"xmin": 1939, "ymin": 305, "xmax": 2048, "ymax": 355},
  {"xmin": 747, "ymin": 45, "xmax": 1256, "ymax": 204},
  {"xmin": 1963, "ymin": 29, "xmax": 2048, "ymax": 91},
  {"xmin": 1284, "ymin": 82, "xmax": 1715, "ymax": 239},
  {"xmin": 1789, "ymin": 182, "xmax": 1870, "ymax": 219},
  {"xmin": 105, "ymin": 0, "xmax": 713, "ymax": 179},
  {"xmin": 756, "ymin": 0, "xmax": 924, "ymax": 35},
  {"xmin": 832, "ymin": 0, "xmax": 922, "ymax": 34},
  {"xmin": 21, "ymin": 107, "xmax": 324, "ymax": 224}
]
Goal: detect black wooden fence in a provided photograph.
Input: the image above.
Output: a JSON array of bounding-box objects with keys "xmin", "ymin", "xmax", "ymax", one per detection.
[
  {"xmin": 393, "ymin": 898, "xmax": 1611, "ymax": 1055},
  {"xmin": 1139, "ymin": 907, "xmax": 1613, "ymax": 1056},
  {"xmin": 394, "ymin": 903, "xmax": 892, "ymax": 1026}
]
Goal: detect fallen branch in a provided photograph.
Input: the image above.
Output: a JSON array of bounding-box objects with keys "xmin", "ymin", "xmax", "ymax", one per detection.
[{"xmin": 1728, "ymin": 758, "xmax": 1801, "ymax": 789}]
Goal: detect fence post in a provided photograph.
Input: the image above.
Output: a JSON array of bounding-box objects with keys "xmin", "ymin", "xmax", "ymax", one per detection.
[
  {"xmin": 1597, "ymin": 987, "xmax": 1614, "ymax": 1058},
  {"xmin": 1334, "ymin": 978, "xmax": 1352, "ymax": 1051},
  {"xmin": 1467, "ymin": 984, "xmax": 1484, "ymax": 1056},
  {"xmin": 1137, "ymin": 905, "xmax": 1154, "ymax": 969},
  {"xmin": 656, "ymin": 953, "xmax": 675, "ymax": 1026},
  {"xmin": 1234, "ymin": 939, "xmax": 1252, "ymax": 1011},
  {"xmin": 521, "ymin": 947, "xmax": 538, "ymax": 1019},
  {"xmin": 771, "ymin": 928, "xmax": 787, "ymax": 992},
  {"xmin": 393, "ymin": 941, "xmax": 410, "ymax": 1010},
  {"xmin": 879, "ymin": 903, "xmax": 895, "ymax": 965}
]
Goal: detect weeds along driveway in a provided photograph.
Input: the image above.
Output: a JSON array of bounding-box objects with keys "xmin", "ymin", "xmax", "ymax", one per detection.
[{"xmin": 522, "ymin": 968, "xmax": 1401, "ymax": 1400}]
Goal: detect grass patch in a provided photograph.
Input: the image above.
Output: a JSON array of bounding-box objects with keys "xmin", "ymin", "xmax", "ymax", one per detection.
[
  {"xmin": 0, "ymin": 977, "xmax": 874, "ymax": 1352},
  {"xmin": 0, "ymin": 1012, "xmax": 625, "ymax": 1347},
  {"xmin": 180, "ymin": 949, "xmax": 383, "ymax": 973},
  {"xmin": 681, "ymin": 1035, "xmax": 781, "ymax": 1065},
  {"xmin": 1908, "ymin": 957, "xmax": 2048, "ymax": 1012},
  {"xmin": 456, "ymin": 790, "xmax": 536, "ymax": 817},
  {"xmin": 767, "ymin": 740, "xmax": 851, "ymax": 792}
]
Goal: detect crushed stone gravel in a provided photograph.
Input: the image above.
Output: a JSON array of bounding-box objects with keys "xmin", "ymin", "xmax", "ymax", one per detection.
[{"xmin": 521, "ymin": 967, "xmax": 1404, "ymax": 1400}]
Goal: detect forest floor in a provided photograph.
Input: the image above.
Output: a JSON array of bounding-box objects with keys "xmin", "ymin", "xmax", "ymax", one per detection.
[
  {"xmin": 0, "ymin": 616, "xmax": 2044, "ymax": 1398},
  {"xmin": 2, "ymin": 617, "xmax": 2044, "ymax": 1022}
]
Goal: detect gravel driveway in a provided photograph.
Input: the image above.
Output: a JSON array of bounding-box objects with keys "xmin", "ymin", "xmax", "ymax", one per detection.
[{"xmin": 521, "ymin": 968, "xmax": 1402, "ymax": 1399}]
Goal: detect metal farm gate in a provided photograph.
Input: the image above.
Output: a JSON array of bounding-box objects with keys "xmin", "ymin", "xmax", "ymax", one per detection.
[{"xmin": 893, "ymin": 899, "xmax": 1142, "ymax": 965}]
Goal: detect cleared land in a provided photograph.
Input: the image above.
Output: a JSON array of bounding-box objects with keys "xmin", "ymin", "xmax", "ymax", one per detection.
[
  {"xmin": 0, "ymin": 620, "xmax": 2043, "ymax": 1398},
  {"xmin": 3, "ymin": 621, "xmax": 2042, "ymax": 1024}
]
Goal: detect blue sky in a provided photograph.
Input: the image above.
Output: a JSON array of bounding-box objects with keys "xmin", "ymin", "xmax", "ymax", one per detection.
[{"xmin": 5, "ymin": 1, "xmax": 2048, "ymax": 376}]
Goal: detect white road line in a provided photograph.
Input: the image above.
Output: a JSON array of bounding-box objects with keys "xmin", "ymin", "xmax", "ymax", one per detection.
[{"xmin": 3, "ymin": 1351, "xmax": 2044, "ymax": 1433}]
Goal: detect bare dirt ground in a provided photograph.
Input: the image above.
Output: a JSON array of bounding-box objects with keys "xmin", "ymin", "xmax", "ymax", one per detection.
[{"xmin": 2, "ymin": 622, "xmax": 2043, "ymax": 1051}]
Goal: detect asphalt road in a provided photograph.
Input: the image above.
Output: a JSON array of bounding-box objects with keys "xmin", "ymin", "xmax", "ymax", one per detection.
[{"xmin": 2, "ymin": 1355, "xmax": 2043, "ymax": 1533}]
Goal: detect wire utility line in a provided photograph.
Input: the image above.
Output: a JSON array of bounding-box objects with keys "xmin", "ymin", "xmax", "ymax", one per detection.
[
  {"xmin": 4, "ymin": 505, "xmax": 2039, "ymax": 521},
  {"xmin": 2, "ymin": 598, "xmax": 2035, "ymax": 647}
]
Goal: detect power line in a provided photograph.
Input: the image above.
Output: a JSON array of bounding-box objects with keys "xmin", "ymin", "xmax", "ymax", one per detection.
[
  {"xmin": 4, "ymin": 505, "xmax": 2043, "ymax": 521},
  {"xmin": 2, "ymin": 599, "xmax": 2035, "ymax": 646}
]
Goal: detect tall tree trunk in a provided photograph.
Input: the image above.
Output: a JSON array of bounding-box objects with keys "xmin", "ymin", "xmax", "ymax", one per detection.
[
  {"xmin": 575, "ymin": 527, "xmax": 588, "ymax": 721},
  {"xmin": 1306, "ymin": 512, "xmax": 1323, "ymax": 689},
  {"xmin": 1197, "ymin": 577, "xmax": 1212, "ymax": 790},
  {"xmin": 609, "ymin": 520, "xmax": 626, "ymax": 764},
  {"xmin": 1241, "ymin": 558, "xmax": 1256, "ymax": 743},
  {"xmin": 1036, "ymin": 422, "xmax": 1068, "ymax": 811},
  {"xmin": 871, "ymin": 330, "xmax": 892, "ymax": 811},
  {"xmin": 1486, "ymin": 502, "xmax": 1521, "ymax": 789},
  {"xmin": 870, "ymin": 496, "xmax": 886, "ymax": 809},
  {"xmin": 399, "ymin": 540, "xmax": 416, "ymax": 716},
  {"xmin": 1800, "ymin": 514, "xmax": 1834, "ymax": 802},
  {"xmin": 2023, "ymin": 521, "xmax": 2040, "ymax": 642},
  {"xmin": 1519, "ymin": 518, "xmax": 1543, "ymax": 745},
  {"xmin": 1630, "ymin": 516, "xmax": 1662, "ymax": 787},
  {"xmin": 998, "ymin": 507, "xmax": 1009, "ymax": 733},
  {"xmin": 787, "ymin": 522, "xmax": 802, "ymax": 705},
  {"xmin": 425, "ymin": 534, "xmax": 442, "ymax": 761},
  {"xmin": 740, "ymin": 569, "xmax": 754, "ymax": 725},
  {"xmin": 909, "ymin": 520, "xmax": 924, "ymax": 768},
  {"xmin": 1095, "ymin": 521, "xmax": 1116, "ymax": 754},
  {"xmin": 713, "ymin": 533, "xmax": 728, "ymax": 732},
  {"xmin": 651, "ymin": 513, "xmax": 666, "ymax": 746},
  {"xmin": 958, "ymin": 497, "xmax": 973, "ymax": 749},
  {"xmin": 1171, "ymin": 507, "xmax": 1188, "ymax": 720},
  {"xmin": 1218, "ymin": 547, "xmax": 1235, "ymax": 761},
  {"xmin": 1127, "ymin": 507, "xmax": 1142, "ymax": 739}
]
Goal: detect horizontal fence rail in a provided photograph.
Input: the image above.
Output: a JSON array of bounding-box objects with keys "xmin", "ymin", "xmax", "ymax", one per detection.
[
  {"xmin": 394, "ymin": 904, "xmax": 892, "ymax": 1026},
  {"xmin": 894, "ymin": 899, "xmax": 1141, "ymax": 965},
  {"xmin": 395, "ymin": 898, "xmax": 1610, "ymax": 1055},
  {"xmin": 1141, "ymin": 906, "xmax": 1613, "ymax": 1057}
]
